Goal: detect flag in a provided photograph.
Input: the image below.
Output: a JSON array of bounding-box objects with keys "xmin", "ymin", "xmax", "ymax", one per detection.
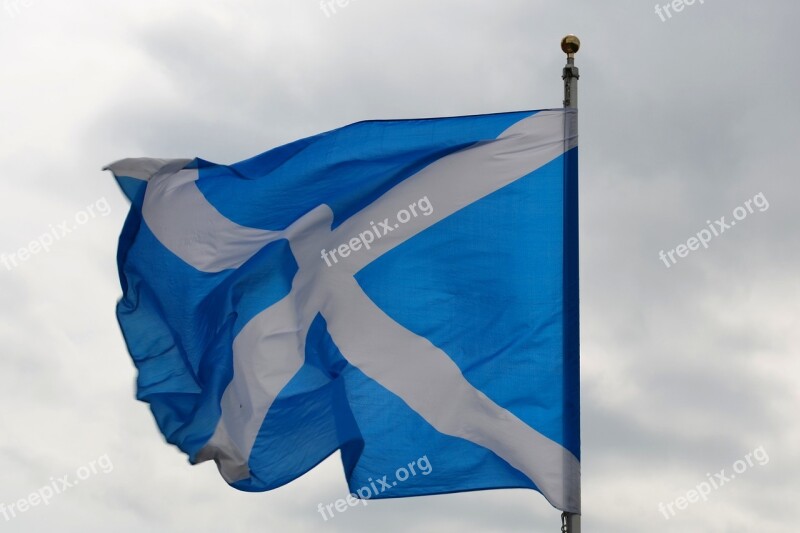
[{"xmin": 106, "ymin": 108, "xmax": 580, "ymax": 513}]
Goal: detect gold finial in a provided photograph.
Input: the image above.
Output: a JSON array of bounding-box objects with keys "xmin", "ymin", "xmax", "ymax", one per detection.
[{"xmin": 561, "ymin": 35, "xmax": 580, "ymax": 58}]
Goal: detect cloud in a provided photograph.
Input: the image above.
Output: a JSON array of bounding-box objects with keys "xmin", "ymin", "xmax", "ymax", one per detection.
[{"xmin": 1, "ymin": 0, "xmax": 798, "ymax": 531}]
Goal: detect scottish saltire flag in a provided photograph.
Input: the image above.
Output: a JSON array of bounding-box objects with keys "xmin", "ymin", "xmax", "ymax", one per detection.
[{"xmin": 106, "ymin": 108, "xmax": 580, "ymax": 513}]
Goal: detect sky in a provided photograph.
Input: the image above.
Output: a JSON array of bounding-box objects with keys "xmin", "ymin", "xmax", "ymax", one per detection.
[{"xmin": 1, "ymin": 0, "xmax": 798, "ymax": 532}]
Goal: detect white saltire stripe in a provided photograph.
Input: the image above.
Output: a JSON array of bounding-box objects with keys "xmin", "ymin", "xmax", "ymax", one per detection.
[
  {"xmin": 321, "ymin": 276, "xmax": 580, "ymax": 513},
  {"xmin": 106, "ymin": 110, "xmax": 580, "ymax": 513},
  {"xmin": 195, "ymin": 289, "xmax": 308, "ymax": 482},
  {"xmin": 104, "ymin": 158, "xmax": 192, "ymax": 182},
  {"xmin": 329, "ymin": 110, "xmax": 576, "ymax": 272},
  {"xmin": 142, "ymin": 167, "xmax": 282, "ymax": 272}
]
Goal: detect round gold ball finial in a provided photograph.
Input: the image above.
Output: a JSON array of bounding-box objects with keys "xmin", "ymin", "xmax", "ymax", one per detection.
[{"xmin": 561, "ymin": 35, "xmax": 580, "ymax": 56}]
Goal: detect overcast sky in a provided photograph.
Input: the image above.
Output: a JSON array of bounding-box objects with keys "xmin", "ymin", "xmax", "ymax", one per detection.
[{"xmin": 1, "ymin": 1, "xmax": 798, "ymax": 532}]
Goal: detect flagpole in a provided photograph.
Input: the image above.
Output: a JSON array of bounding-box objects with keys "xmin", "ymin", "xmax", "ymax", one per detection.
[
  {"xmin": 561, "ymin": 34, "xmax": 580, "ymax": 108},
  {"xmin": 560, "ymin": 34, "xmax": 581, "ymax": 533},
  {"xmin": 562, "ymin": 511, "xmax": 581, "ymax": 533}
]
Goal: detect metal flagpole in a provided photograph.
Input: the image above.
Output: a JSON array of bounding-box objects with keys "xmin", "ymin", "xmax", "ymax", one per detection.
[
  {"xmin": 560, "ymin": 33, "xmax": 581, "ymax": 533},
  {"xmin": 562, "ymin": 511, "xmax": 581, "ymax": 533},
  {"xmin": 561, "ymin": 35, "xmax": 580, "ymax": 108}
]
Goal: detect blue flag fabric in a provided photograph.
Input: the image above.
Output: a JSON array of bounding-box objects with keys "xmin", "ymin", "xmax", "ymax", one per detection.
[{"xmin": 106, "ymin": 108, "xmax": 580, "ymax": 513}]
